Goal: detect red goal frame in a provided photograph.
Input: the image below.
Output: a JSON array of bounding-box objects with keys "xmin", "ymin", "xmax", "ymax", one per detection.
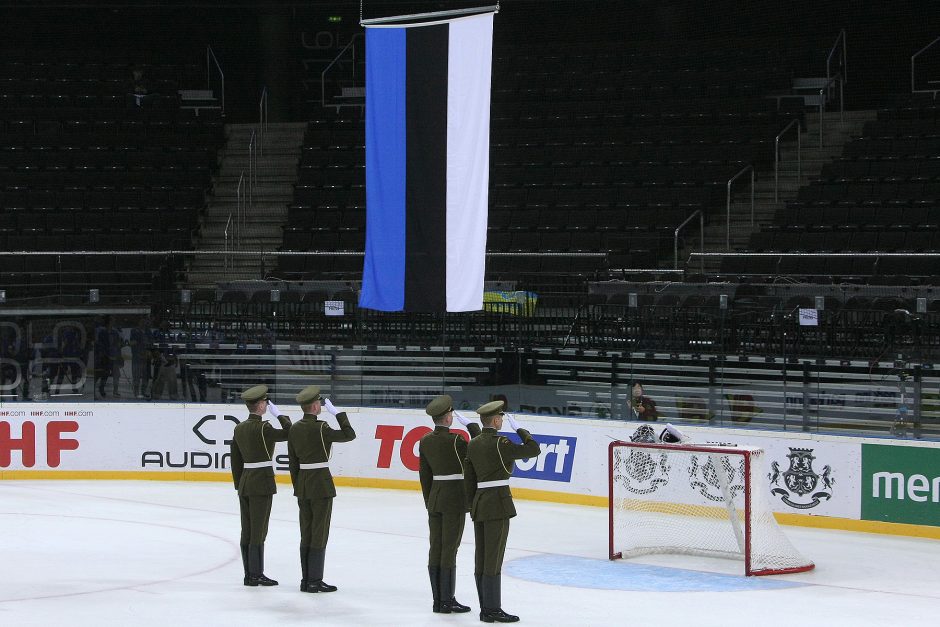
[{"xmin": 608, "ymin": 440, "xmax": 815, "ymax": 576}]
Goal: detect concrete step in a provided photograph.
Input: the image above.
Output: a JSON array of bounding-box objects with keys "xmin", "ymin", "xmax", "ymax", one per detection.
[
  {"xmin": 210, "ymin": 190, "xmax": 294, "ymax": 201},
  {"xmin": 190, "ymin": 259, "xmax": 278, "ymax": 270},
  {"xmin": 215, "ymin": 166, "xmax": 297, "ymax": 181},
  {"xmin": 200, "ymin": 225, "xmax": 282, "ymax": 237},
  {"xmin": 202, "ymin": 211, "xmax": 286, "ymax": 222},
  {"xmin": 219, "ymin": 155, "xmax": 299, "ymax": 166}
]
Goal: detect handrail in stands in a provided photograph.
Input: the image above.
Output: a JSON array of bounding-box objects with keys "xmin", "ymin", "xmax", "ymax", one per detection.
[
  {"xmin": 774, "ymin": 119, "xmax": 801, "ymax": 203},
  {"xmin": 726, "ymin": 165, "xmax": 754, "ymax": 250},
  {"xmin": 258, "ymin": 87, "xmax": 268, "ymax": 157},
  {"xmin": 911, "ymin": 36, "xmax": 940, "ymax": 97},
  {"xmin": 674, "ymin": 209, "xmax": 703, "ymax": 273},
  {"xmin": 206, "ymin": 45, "xmax": 225, "ymax": 116},
  {"xmin": 826, "ymin": 29, "xmax": 847, "ymax": 89},
  {"xmin": 817, "ymin": 74, "xmax": 843, "ymax": 148},
  {"xmin": 247, "ymin": 129, "xmax": 257, "ymax": 231},
  {"xmin": 321, "ymin": 33, "xmax": 363, "ymax": 112},
  {"xmin": 224, "ymin": 212, "xmax": 233, "ymax": 271},
  {"xmin": 815, "ymin": 31, "xmax": 846, "ymax": 148},
  {"xmin": 236, "ymin": 172, "xmax": 244, "ymax": 251}
]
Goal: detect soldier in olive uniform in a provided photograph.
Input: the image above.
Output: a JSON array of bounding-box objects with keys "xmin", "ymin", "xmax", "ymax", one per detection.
[
  {"xmin": 287, "ymin": 385, "xmax": 356, "ymax": 593},
  {"xmin": 419, "ymin": 395, "xmax": 481, "ymax": 614},
  {"xmin": 230, "ymin": 384, "xmax": 292, "ymax": 587},
  {"xmin": 465, "ymin": 400, "xmax": 541, "ymax": 624}
]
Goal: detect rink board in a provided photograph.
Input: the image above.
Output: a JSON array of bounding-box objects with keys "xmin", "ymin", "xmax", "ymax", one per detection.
[{"xmin": 0, "ymin": 403, "xmax": 938, "ymax": 537}]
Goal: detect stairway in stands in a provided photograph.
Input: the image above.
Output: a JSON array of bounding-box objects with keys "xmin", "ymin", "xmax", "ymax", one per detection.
[
  {"xmin": 186, "ymin": 122, "xmax": 307, "ymax": 288},
  {"xmin": 676, "ymin": 110, "xmax": 876, "ymax": 274}
]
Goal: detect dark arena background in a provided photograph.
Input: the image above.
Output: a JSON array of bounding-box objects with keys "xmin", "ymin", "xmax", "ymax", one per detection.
[
  {"xmin": 1, "ymin": 0, "xmax": 940, "ymax": 435},
  {"xmin": 4, "ymin": 3, "xmax": 940, "ymax": 626}
]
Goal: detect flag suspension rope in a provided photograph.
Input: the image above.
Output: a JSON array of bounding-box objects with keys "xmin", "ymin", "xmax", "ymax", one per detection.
[{"xmin": 360, "ymin": 2, "xmax": 499, "ymax": 27}]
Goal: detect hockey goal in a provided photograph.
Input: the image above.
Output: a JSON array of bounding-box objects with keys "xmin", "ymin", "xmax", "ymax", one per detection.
[{"xmin": 608, "ymin": 440, "xmax": 814, "ymax": 576}]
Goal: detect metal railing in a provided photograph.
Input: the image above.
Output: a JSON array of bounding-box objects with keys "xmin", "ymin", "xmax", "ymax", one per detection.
[
  {"xmin": 321, "ymin": 33, "xmax": 363, "ymax": 111},
  {"xmin": 206, "ymin": 45, "xmax": 225, "ymax": 116},
  {"xmin": 235, "ymin": 172, "xmax": 245, "ymax": 250},
  {"xmin": 911, "ymin": 36, "xmax": 940, "ymax": 96},
  {"xmin": 258, "ymin": 87, "xmax": 268, "ymax": 157},
  {"xmin": 223, "ymin": 212, "xmax": 233, "ymax": 271},
  {"xmin": 247, "ymin": 129, "xmax": 257, "ymax": 214},
  {"xmin": 726, "ymin": 165, "xmax": 754, "ymax": 250},
  {"xmin": 817, "ymin": 74, "xmax": 844, "ymax": 148},
  {"xmin": 826, "ymin": 29, "xmax": 847, "ymax": 92},
  {"xmin": 674, "ymin": 209, "xmax": 703, "ymax": 272},
  {"xmin": 774, "ymin": 119, "xmax": 801, "ymax": 203}
]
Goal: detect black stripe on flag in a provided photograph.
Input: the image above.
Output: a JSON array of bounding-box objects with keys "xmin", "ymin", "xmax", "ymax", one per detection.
[{"xmin": 404, "ymin": 24, "xmax": 449, "ymax": 313}]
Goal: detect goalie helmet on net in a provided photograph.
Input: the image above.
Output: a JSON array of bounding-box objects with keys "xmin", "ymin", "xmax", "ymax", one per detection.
[{"xmin": 658, "ymin": 423, "xmax": 688, "ymax": 444}]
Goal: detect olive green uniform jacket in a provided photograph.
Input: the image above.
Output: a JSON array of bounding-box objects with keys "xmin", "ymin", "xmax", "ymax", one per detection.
[
  {"xmin": 287, "ymin": 412, "xmax": 357, "ymax": 498},
  {"xmin": 230, "ymin": 414, "xmax": 291, "ymax": 495},
  {"xmin": 419, "ymin": 423, "xmax": 482, "ymax": 512},
  {"xmin": 464, "ymin": 427, "xmax": 541, "ymax": 521}
]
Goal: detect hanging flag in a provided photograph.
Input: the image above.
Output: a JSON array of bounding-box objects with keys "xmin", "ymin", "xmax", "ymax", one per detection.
[{"xmin": 360, "ymin": 12, "xmax": 493, "ymax": 312}]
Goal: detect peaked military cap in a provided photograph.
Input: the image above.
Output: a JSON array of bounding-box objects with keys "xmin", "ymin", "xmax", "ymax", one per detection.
[
  {"xmin": 476, "ymin": 400, "xmax": 505, "ymax": 418},
  {"xmin": 296, "ymin": 385, "xmax": 323, "ymax": 404},
  {"xmin": 241, "ymin": 384, "xmax": 269, "ymax": 402},
  {"xmin": 425, "ymin": 394, "xmax": 453, "ymax": 418}
]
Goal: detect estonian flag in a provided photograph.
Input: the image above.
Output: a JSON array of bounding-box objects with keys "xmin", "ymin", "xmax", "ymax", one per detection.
[{"xmin": 360, "ymin": 12, "xmax": 493, "ymax": 312}]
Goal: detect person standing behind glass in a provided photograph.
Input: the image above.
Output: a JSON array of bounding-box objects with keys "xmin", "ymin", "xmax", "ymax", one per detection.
[
  {"xmin": 630, "ymin": 381, "xmax": 659, "ymax": 421},
  {"xmin": 129, "ymin": 318, "xmax": 151, "ymax": 399}
]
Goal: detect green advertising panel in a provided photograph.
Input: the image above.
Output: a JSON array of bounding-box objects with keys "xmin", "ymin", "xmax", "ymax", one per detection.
[{"xmin": 862, "ymin": 444, "xmax": 940, "ymax": 527}]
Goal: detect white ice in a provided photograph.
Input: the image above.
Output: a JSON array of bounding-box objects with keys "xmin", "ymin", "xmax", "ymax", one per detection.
[{"xmin": 1, "ymin": 481, "xmax": 939, "ymax": 626}]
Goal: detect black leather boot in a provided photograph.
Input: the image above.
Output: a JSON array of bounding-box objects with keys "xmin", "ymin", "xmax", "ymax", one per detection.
[
  {"xmin": 305, "ymin": 548, "xmax": 337, "ymax": 592},
  {"xmin": 240, "ymin": 545, "xmax": 250, "ymax": 586},
  {"xmin": 429, "ymin": 566, "xmax": 445, "ymax": 613},
  {"xmin": 475, "ymin": 573, "xmax": 483, "ymax": 607},
  {"xmin": 246, "ymin": 544, "xmax": 278, "ymax": 587},
  {"xmin": 440, "ymin": 567, "xmax": 471, "ymax": 613},
  {"xmin": 480, "ymin": 575, "xmax": 518, "ymax": 623},
  {"xmin": 300, "ymin": 545, "xmax": 311, "ymax": 592}
]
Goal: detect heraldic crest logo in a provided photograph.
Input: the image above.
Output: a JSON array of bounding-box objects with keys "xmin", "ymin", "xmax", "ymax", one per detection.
[
  {"xmin": 768, "ymin": 447, "xmax": 834, "ymax": 509},
  {"xmin": 613, "ymin": 425, "xmax": 671, "ymax": 495},
  {"xmin": 688, "ymin": 452, "xmax": 746, "ymax": 502}
]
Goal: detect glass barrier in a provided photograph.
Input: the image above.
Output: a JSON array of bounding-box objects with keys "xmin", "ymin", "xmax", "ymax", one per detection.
[{"xmin": 0, "ymin": 287, "xmax": 936, "ymax": 442}]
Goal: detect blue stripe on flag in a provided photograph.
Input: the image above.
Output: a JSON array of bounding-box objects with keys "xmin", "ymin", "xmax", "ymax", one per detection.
[{"xmin": 362, "ymin": 27, "xmax": 407, "ymax": 311}]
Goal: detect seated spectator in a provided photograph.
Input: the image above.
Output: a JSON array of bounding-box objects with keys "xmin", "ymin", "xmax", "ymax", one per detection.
[{"xmin": 126, "ymin": 65, "xmax": 153, "ymax": 107}]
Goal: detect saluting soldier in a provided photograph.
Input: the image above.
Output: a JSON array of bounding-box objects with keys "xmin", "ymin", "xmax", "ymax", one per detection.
[
  {"xmin": 287, "ymin": 385, "xmax": 356, "ymax": 593},
  {"xmin": 230, "ymin": 384, "xmax": 292, "ymax": 587},
  {"xmin": 418, "ymin": 395, "xmax": 481, "ymax": 614},
  {"xmin": 465, "ymin": 401, "xmax": 541, "ymax": 624}
]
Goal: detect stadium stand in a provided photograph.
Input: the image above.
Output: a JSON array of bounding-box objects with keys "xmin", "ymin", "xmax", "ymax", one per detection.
[{"xmin": 0, "ymin": 53, "xmax": 223, "ymax": 297}]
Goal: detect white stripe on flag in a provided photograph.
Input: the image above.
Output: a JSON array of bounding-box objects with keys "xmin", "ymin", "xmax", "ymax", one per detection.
[{"xmin": 445, "ymin": 13, "xmax": 492, "ymax": 312}]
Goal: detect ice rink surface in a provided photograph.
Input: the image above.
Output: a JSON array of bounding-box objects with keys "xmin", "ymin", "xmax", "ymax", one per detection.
[{"xmin": 2, "ymin": 480, "xmax": 939, "ymax": 627}]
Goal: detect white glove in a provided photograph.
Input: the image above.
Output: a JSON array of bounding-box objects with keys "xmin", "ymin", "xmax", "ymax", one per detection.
[
  {"xmin": 267, "ymin": 401, "xmax": 281, "ymax": 418},
  {"xmin": 324, "ymin": 398, "xmax": 339, "ymax": 416},
  {"xmin": 506, "ymin": 413, "xmax": 523, "ymax": 431},
  {"xmin": 453, "ymin": 410, "xmax": 471, "ymax": 427},
  {"xmin": 659, "ymin": 423, "xmax": 688, "ymax": 444}
]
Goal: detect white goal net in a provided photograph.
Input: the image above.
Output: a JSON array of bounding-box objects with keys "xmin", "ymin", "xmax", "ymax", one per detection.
[{"xmin": 608, "ymin": 440, "xmax": 814, "ymax": 576}]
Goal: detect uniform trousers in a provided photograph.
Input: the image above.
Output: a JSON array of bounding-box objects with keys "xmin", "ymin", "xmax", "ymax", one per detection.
[
  {"xmin": 473, "ymin": 519, "xmax": 510, "ymax": 576},
  {"xmin": 298, "ymin": 497, "xmax": 333, "ymax": 549},
  {"xmin": 239, "ymin": 495, "xmax": 272, "ymax": 545},
  {"xmin": 428, "ymin": 510, "xmax": 466, "ymax": 569}
]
